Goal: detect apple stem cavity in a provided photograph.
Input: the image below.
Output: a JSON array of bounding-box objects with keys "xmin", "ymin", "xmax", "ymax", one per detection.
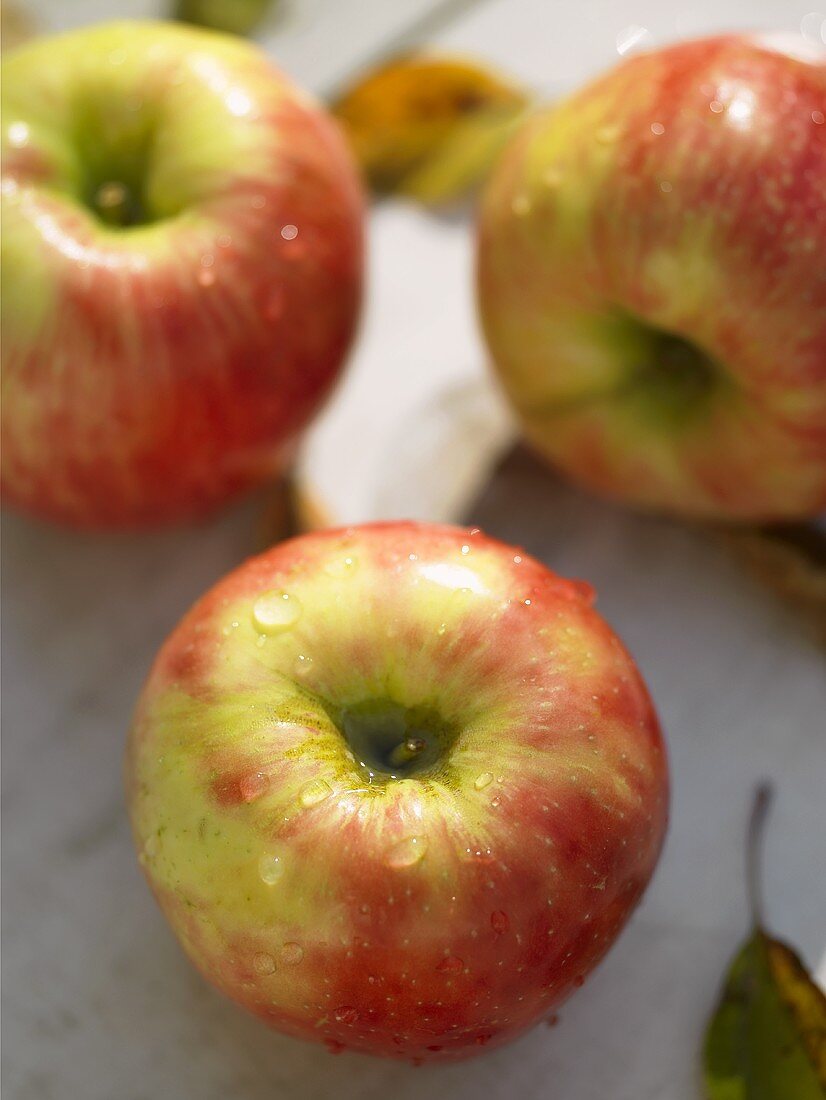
[
  {"xmin": 746, "ymin": 781, "xmax": 774, "ymax": 930},
  {"xmin": 339, "ymin": 699, "xmax": 452, "ymax": 781}
]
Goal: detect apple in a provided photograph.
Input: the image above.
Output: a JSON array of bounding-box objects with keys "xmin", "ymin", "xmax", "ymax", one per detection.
[
  {"xmin": 477, "ymin": 35, "xmax": 826, "ymax": 521},
  {"xmin": 1, "ymin": 21, "xmax": 363, "ymax": 528},
  {"xmin": 127, "ymin": 521, "xmax": 668, "ymax": 1062}
]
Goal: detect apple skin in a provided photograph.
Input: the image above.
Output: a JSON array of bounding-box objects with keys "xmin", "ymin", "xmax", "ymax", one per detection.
[
  {"xmin": 1, "ymin": 21, "xmax": 363, "ymax": 528},
  {"xmin": 127, "ymin": 521, "xmax": 668, "ymax": 1062},
  {"xmin": 477, "ymin": 35, "xmax": 826, "ymax": 521}
]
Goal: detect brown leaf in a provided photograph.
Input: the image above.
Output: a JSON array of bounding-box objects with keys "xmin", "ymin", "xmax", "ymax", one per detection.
[
  {"xmin": 766, "ymin": 937, "xmax": 826, "ymax": 1082},
  {"xmin": 1, "ymin": 1, "xmax": 38, "ymax": 52},
  {"xmin": 400, "ymin": 99, "xmax": 528, "ymax": 207},
  {"xmin": 722, "ymin": 521, "xmax": 826, "ymax": 644},
  {"xmin": 331, "ymin": 54, "xmax": 528, "ymax": 199}
]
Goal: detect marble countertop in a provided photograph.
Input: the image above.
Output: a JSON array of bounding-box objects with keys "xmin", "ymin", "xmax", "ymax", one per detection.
[{"xmin": 4, "ymin": 2, "xmax": 825, "ymax": 1099}]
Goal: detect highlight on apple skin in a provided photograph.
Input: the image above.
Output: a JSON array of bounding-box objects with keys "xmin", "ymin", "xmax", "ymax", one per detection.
[
  {"xmin": 126, "ymin": 521, "xmax": 669, "ymax": 1063},
  {"xmin": 477, "ymin": 35, "xmax": 826, "ymax": 521},
  {"xmin": 1, "ymin": 21, "xmax": 364, "ymax": 528}
]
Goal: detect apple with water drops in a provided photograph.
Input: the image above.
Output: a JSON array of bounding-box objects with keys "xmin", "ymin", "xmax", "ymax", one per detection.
[
  {"xmin": 127, "ymin": 521, "xmax": 669, "ymax": 1062},
  {"xmin": 478, "ymin": 34, "xmax": 826, "ymax": 520},
  {"xmin": 1, "ymin": 21, "xmax": 363, "ymax": 527}
]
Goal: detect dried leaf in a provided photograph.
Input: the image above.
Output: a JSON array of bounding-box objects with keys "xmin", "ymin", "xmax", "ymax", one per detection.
[
  {"xmin": 174, "ymin": 0, "xmax": 275, "ymax": 36},
  {"xmin": 766, "ymin": 938, "xmax": 826, "ymax": 1080},
  {"xmin": 400, "ymin": 100, "xmax": 528, "ymax": 207},
  {"xmin": 722, "ymin": 521, "xmax": 826, "ymax": 644},
  {"xmin": 703, "ymin": 786, "xmax": 826, "ymax": 1099},
  {"xmin": 704, "ymin": 932, "xmax": 826, "ymax": 1099},
  {"xmin": 331, "ymin": 54, "xmax": 528, "ymax": 199},
  {"xmin": 1, "ymin": 1, "xmax": 38, "ymax": 52}
]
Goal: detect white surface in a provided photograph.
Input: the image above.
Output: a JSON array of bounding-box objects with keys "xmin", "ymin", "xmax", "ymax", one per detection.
[
  {"xmin": 296, "ymin": 203, "xmax": 516, "ymax": 526},
  {"xmin": 3, "ymin": 2, "xmax": 825, "ymax": 1099}
]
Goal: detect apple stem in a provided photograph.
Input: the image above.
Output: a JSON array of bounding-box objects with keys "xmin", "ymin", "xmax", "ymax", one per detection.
[
  {"xmin": 746, "ymin": 781, "xmax": 773, "ymax": 929},
  {"xmin": 94, "ymin": 181, "xmax": 133, "ymax": 228},
  {"xmin": 388, "ymin": 737, "xmax": 427, "ymax": 767}
]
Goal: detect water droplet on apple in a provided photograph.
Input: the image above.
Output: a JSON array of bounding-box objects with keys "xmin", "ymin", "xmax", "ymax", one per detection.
[
  {"xmin": 299, "ymin": 778, "xmax": 332, "ymax": 808},
  {"xmin": 252, "ymin": 590, "xmax": 302, "ymax": 633},
  {"xmin": 281, "ymin": 942, "xmax": 304, "ymax": 965},
  {"xmin": 460, "ymin": 544, "xmax": 470, "ymax": 555},
  {"xmin": 386, "ymin": 835, "xmax": 427, "ymax": 869},
  {"xmin": 324, "ymin": 555, "xmax": 357, "ymax": 578},
  {"xmin": 491, "ymin": 910, "xmax": 510, "ymax": 934},
  {"xmin": 251, "ymin": 195, "xmax": 266, "ymax": 209},
  {"xmin": 280, "ymin": 224, "xmax": 299, "ymax": 241},
  {"xmin": 436, "ymin": 956, "xmax": 464, "ymax": 972},
  {"xmin": 144, "ymin": 834, "xmax": 160, "ymax": 858},
  {"xmin": 8, "ymin": 122, "xmax": 30, "ymax": 148},
  {"xmin": 491, "ymin": 796, "xmax": 502, "ymax": 808},
  {"xmin": 812, "ymin": 110, "xmax": 825, "ymax": 125},
  {"xmin": 334, "ymin": 1005, "xmax": 359, "ymax": 1024},
  {"xmin": 294, "ymin": 653, "xmax": 313, "ymax": 677},
  {"xmin": 253, "ymin": 952, "xmax": 276, "ymax": 975},
  {"xmin": 464, "ymin": 845, "xmax": 495, "ymax": 863},
  {"xmin": 709, "ymin": 99, "xmax": 724, "ymax": 114},
  {"xmin": 436, "ymin": 622, "xmax": 447, "ymax": 637},
  {"xmin": 659, "ymin": 180, "xmax": 673, "ymax": 193},
  {"xmin": 258, "ymin": 852, "xmax": 284, "ymax": 885},
  {"xmin": 474, "ymin": 772, "xmax": 494, "ymax": 791},
  {"xmin": 239, "ymin": 772, "xmax": 267, "ymax": 802},
  {"xmin": 650, "ymin": 122, "xmax": 665, "ymax": 135}
]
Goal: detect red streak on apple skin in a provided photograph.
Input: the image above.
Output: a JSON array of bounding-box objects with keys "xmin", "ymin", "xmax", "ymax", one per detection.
[
  {"xmin": 2, "ymin": 31, "xmax": 364, "ymax": 528},
  {"xmin": 128, "ymin": 523, "xmax": 668, "ymax": 1063}
]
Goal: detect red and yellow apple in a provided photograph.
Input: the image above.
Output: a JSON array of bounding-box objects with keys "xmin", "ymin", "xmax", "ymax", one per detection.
[
  {"xmin": 127, "ymin": 521, "xmax": 668, "ymax": 1062},
  {"xmin": 478, "ymin": 35, "xmax": 826, "ymax": 521},
  {"xmin": 1, "ymin": 21, "xmax": 363, "ymax": 527}
]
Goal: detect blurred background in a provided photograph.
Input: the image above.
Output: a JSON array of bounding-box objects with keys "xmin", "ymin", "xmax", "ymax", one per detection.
[{"xmin": 2, "ymin": 1, "xmax": 825, "ymax": 1099}]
